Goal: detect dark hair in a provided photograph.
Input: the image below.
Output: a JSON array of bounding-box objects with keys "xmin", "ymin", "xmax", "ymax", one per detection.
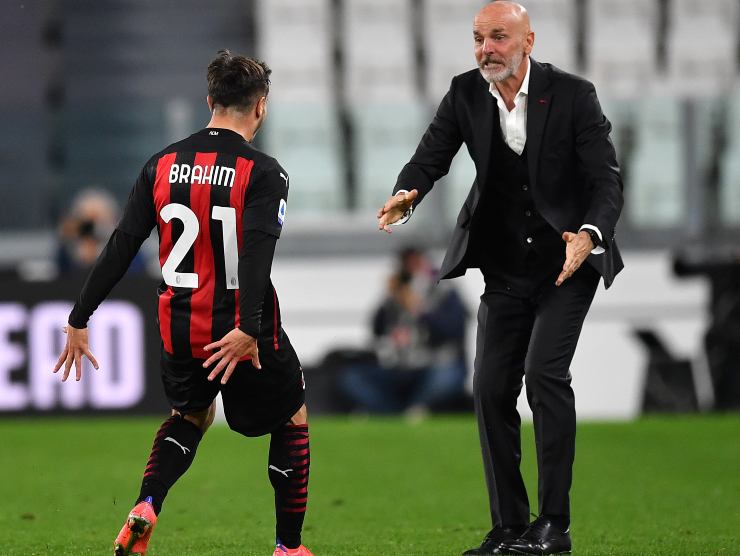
[{"xmin": 207, "ymin": 49, "xmax": 271, "ymax": 111}]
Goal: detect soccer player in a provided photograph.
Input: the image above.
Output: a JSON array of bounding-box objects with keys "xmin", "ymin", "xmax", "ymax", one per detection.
[{"xmin": 53, "ymin": 50, "xmax": 313, "ymax": 556}]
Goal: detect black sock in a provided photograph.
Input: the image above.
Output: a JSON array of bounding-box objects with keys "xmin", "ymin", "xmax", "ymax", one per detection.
[
  {"xmin": 136, "ymin": 415, "xmax": 203, "ymax": 514},
  {"xmin": 268, "ymin": 423, "xmax": 310, "ymax": 549}
]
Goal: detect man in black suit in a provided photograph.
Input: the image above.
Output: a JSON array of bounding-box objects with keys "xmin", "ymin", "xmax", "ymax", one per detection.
[{"xmin": 378, "ymin": 2, "xmax": 623, "ymax": 555}]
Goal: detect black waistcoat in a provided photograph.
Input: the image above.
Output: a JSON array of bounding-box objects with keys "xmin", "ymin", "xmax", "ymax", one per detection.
[{"xmin": 469, "ymin": 118, "xmax": 564, "ymax": 292}]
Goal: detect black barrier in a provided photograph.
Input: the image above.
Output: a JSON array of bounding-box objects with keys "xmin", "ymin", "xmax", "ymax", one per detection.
[{"xmin": 0, "ymin": 272, "xmax": 169, "ymax": 416}]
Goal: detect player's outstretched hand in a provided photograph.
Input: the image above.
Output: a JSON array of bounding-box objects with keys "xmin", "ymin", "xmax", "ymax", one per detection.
[
  {"xmin": 556, "ymin": 231, "xmax": 594, "ymax": 286},
  {"xmin": 377, "ymin": 189, "xmax": 418, "ymax": 233},
  {"xmin": 203, "ymin": 328, "xmax": 260, "ymax": 384},
  {"xmin": 53, "ymin": 325, "xmax": 100, "ymax": 382}
]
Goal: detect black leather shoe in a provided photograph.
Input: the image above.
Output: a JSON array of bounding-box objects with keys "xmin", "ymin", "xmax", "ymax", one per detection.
[
  {"xmin": 503, "ymin": 517, "xmax": 572, "ymax": 555},
  {"xmin": 462, "ymin": 525, "xmax": 528, "ymax": 555}
]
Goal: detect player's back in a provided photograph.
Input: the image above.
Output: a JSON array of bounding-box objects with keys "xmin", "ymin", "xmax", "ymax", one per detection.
[{"xmin": 129, "ymin": 127, "xmax": 288, "ymax": 360}]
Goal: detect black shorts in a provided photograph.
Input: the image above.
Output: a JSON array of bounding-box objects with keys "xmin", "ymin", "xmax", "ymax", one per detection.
[{"xmin": 161, "ymin": 335, "xmax": 305, "ymax": 437}]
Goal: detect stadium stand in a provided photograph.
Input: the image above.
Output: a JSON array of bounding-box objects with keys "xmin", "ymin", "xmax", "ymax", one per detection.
[
  {"xmin": 260, "ymin": 102, "xmax": 347, "ymax": 213},
  {"xmin": 585, "ymin": 0, "xmax": 659, "ymax": 98},
  {"xmin": 422, "ymin": 0, "xmax": 486, "ymax": 101},
  {"xmin": 256, "ymin": 0, "xmax": 346, "ymax": 214},
  {"xmin": 256, "ymin": 0, "xmax": 335, "ymax": 103},
  {"xmin": 0, "ymin": 2, "xmax": 55, "ymax": 230},
  {"xmin": 342, "ymin": 0, "xmax": 418, "ymax": 102},
  {"xmin": 522, "ymin": 0, "xmax": 578, "ymax": 73},
  {"xmin": 666, "ymin": 0, "xmax": 739, "ymax": 96},
  {"xmin": 627, "ymin": 97, "xmax": 685, "ymax": 227},
  {"xmin": 719, "ymin": 95, "xmax": 740, "ymax": 226},
  {"xmin": 60, "ymin": 0, "xmax": 251, "ymax": 201},
  {"xmin": 352, "ymin": 102, "xmax": 431, "ymax": 211}
]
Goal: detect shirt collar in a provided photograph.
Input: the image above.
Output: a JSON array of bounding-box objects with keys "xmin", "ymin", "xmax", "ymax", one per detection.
[{"xmin": 488, "ymin": 57, "xmax": 531, "ymax": 104}]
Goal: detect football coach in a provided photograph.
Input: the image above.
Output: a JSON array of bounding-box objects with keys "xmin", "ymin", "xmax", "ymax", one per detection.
[{"xmin": 377, "ymin": 2, "xmax": 624, "ymax": 555}]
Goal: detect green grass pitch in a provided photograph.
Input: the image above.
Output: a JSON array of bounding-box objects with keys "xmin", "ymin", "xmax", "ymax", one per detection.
[{"xmin": 1, "ymin": 414, "xmax": 738, "ymax": 555}]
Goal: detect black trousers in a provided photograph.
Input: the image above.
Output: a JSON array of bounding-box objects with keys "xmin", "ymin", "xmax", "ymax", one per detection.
[{"xmin": 473, "ymin": 265, "xmax": 600, "ymax": 529}]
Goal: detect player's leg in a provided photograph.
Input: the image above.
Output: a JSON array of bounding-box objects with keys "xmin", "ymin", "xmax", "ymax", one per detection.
[
  {"xmin": 115, "ymin": 354, "xmax": 219, "ymax": 555},
  {"xmin": 270, "ymin": 404, "xmax": 313, "ymax": 556},
  {"xmin": 114, "ymin": 403, "xmax": 215, "ymax": 555},
  {"xmin": 136, "ymin": 403, "xmax": 215, "ymax": 513}
]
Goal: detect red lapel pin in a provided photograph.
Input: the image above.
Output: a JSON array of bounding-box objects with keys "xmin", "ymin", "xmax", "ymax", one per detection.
[{"xmin": 538, "ymin": 98, "xmax": 547, "ymax": 104}]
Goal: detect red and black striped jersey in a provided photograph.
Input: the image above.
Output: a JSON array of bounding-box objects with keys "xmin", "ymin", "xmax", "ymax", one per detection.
[{"xmin": 116, "ymin": 128, "xmax": 290, "ymax": 359}]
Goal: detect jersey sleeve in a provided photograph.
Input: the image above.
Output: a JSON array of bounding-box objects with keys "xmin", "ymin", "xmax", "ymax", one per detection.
[
  {"xmin": 68, "ymin": 229, "xmax": 147, "ymax": 328},
  {"xmin": 242, "ymin": 163, "xmax": 289, "ymax": 238},
  {"xmin": 117, "ymin": 160, "xmax": 157, "ymax": 238},
  {"xmin": 237, "ymin": 230, "xmax": 278, "ymax": 338}
]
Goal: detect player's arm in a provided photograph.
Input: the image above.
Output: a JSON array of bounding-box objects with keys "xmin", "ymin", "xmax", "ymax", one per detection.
[
  {"xmin": 204, "ymin": 165, "xmax": 287, "ymax": 383},
  {"xmin": 54, "ymin": 162, "xmax": 156, "ymax": 381},
  {"xmin": 378, "ymin": 78, "xmax": 464, "ymax": 232}
]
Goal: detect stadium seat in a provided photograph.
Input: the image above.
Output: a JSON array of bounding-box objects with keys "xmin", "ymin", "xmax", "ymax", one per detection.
[
  {"xmin": 718, "ymin": 147, "xmax": 740, "ymax": 226},
  {"xmin": 343, "ymin": 0, "xmax": 417, "ymax": 102},
  {"xmin": 665, "ymin": 0, "xmax": 739, "ymax": 96},
  {"xmin": 260, "ymin": 102, "xmax": 346, "ymax": 215},
  {"xmin": 422, "ymin": 0, "xmax": 486, "ymax": 101},
  {"xmin": 717, "ymin": 95, "xmax": 740, "ymax": 226},
  {"xmin": 0, "ymin": 2, "xmax": 56, "ymax": 230},
  {"xmin": 522, "ymin": 0, "xmax": 578, "ymax": 73},
  {"xmin": 0, "ymin": 110, "xmax": 53, "ymax": 230},
  {"xmin": 351, "ymin": 103, "xmax": 432, "ymax": 213},
  {"xmin": 63, "ymin": 0, "xmax": 251, "ymax": 101},
  {"xmin": 257, "ymin": 0, "xmax": 335, "ymax": 103},
  {"xmin": 626, "ymin": 98, "xmax": 685, "ymax": 227},
  {"xmin": 597, "ymin": 96, "xmax": 637, "ymax": 170},
  {"xmin": 62, "ymin": 100, "xmax": 166, "ymax": 199},
  {"xmin": 585, "ymin": 0, "xmax": 659, "ymax": 97}
]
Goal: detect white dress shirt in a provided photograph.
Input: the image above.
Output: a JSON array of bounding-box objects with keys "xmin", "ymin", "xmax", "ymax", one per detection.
[{"xmin": 489, "ymin": 58, "xmax": 530, "ymax": 155}]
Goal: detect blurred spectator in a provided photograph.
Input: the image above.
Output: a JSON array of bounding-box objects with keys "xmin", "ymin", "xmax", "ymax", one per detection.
[
  {"xmin": 340, "ymin": 248, "xmax": 469, "ymax": 415},
  {"xmin": 56, "ymin": 188, "xmax": 146, "ymax": 274}
]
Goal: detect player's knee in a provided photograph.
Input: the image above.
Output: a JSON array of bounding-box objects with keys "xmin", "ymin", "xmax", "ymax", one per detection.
[
  {"xmin": 174, "ymin": 402, "xmax": 216, "ymax": 433},
  {"xmin": 289, "ymin": 404, "xmax": 308, "ymax": 426}
]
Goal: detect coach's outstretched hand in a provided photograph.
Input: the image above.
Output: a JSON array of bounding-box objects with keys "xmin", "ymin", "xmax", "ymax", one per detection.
[
  {"xmin": 53, "ymin": 325, "xmax": 100, "ymax": 382},
  {"xmin": 556, "ymin": 231, "xmax": 594, "ymax": 286},
  {"xmin": 203, "ymin": 328, "xmax": 261, "ymax": 384},
  {"xmin": 377, "ymin": 189, "xmax": 418, "ymax": 233}
]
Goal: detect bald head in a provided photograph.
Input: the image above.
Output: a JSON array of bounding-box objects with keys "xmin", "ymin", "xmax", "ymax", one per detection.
[
  {"xmin": 473, "ymin": 0, "xmax": 534, "ymax": 84},
  {"xmin": 476, "ymin": 1, "xmax": 531, "ymax": 36}
]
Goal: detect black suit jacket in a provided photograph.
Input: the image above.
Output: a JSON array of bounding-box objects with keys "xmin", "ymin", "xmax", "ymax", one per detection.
[{"xmin": 393, "ymin": 60, "xmax": 624, "ymax": 288}]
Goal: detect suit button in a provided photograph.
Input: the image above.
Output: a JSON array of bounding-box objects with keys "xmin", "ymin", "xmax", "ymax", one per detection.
[
  {"xmin": 526, "ymin": 237, "xmax": 533, "ymax": 244},
  {"xmin": 522, "ymin": 184, "xmax": 528, "ymax": 191},
  {"xmin": 525, "ymin": 210, "xmax": 532, "ymax": 217}
]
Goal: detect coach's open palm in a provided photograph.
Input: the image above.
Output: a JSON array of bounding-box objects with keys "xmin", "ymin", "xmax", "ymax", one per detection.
[
  {"xmin": 203, "ymin": 328, "xmax": 261, "ymax": 384},
  {"xmin": 377, "ymin": 189, "xmax": 418, "ymax": 233},
  {"xmin": 53, "ymin": 325, "xmax": 100, "ymax": 382}
]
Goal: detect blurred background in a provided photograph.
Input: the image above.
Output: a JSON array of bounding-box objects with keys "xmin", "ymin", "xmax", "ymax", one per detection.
[{"xmin": 1, "ymin": 0, "xmax": 739, "ymax": 420}]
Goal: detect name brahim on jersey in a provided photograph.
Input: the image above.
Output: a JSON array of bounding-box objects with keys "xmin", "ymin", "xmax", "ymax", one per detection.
[{"xmin": 168, "ymin": 163, "xmax": 236, "ymax": 188}]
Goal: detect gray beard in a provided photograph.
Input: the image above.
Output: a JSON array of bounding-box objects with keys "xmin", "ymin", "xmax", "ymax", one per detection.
[{"xmin": 479, "ymin": 51, "xmax": 525, "ymax": 83}]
